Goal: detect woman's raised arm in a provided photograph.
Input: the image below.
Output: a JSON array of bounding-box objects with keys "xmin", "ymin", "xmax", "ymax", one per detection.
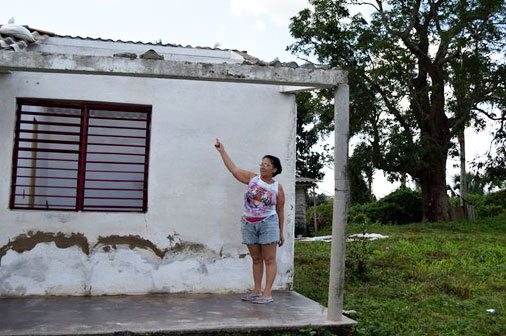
[{"xmin": 215, "ymin": 138, "xmax": 256, "ymax": 184}]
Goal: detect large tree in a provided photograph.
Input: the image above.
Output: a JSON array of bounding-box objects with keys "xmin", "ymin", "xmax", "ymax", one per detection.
[
  {"xmin": 295, "ymin": 91, "xmax": 333, "ymax": 180},
  {"xmin": 289, "ymin": 0, "xmax": 506, "ymax": 221}
]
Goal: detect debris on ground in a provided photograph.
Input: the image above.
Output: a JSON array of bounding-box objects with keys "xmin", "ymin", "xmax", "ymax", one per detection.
[{"xmin": 296, "ymin": 233, "xmax": 389, "ymax": 242}]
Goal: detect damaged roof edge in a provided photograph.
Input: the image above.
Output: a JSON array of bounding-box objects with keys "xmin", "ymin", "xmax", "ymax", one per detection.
[
  {"xmin": 1, "ymin": 25, "xmax": 334, "ymax": 70},
  {"xmin": 0, "ymin": 24, "xmax": 249, "ymax": 54},
  {"xmin": 0, "ymin": 51, "xmax": 348, "ymax": 86}
]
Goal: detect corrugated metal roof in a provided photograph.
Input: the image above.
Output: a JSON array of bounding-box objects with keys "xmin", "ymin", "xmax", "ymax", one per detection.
[
  {"xmin": 52, "ymin": 33, "xmax": 249, "ymax": 54},
  {"xmin": 0, "ymin": 24, "xmax": 248, "ymax": 55},
  {"xmin": 296, "ymin": 177, "xmax": 319, "ymax": 184}
]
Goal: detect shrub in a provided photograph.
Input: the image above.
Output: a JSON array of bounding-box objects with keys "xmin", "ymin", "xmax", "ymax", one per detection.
[
  {"xmin": 474, "ymin": 189, "xmax": 506, "ymax": 218},
  {"xmin": 346, "ymin": 238, "xmax": 373, "ymax": 281},
  {"xmin": 453, "ymin": 190, "xmax": 506, "ymax": 218},
  {"xmin": 349, "ymin": 188, "xmax": 422, "ymax": 225},
  {"xmin": 346, "ymin": 219, "xmax": 374, "ymax": 281}
]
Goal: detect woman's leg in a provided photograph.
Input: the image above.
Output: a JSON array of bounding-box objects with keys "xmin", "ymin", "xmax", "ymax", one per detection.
[
  {"xmin": 246, "ymin": 244, "xmax": 263, "ymax": 294},
  {"xmin": 260, "ymin": 243, "xmax": 277, "ymax": 297}
]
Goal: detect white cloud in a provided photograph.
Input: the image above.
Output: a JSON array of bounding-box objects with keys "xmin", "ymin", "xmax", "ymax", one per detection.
[
  {"xmin": 248, "ymin": 19, "xmax": 266, "ymax": 32},
  {"xmin": 229, "ymin": 0, "xmax": 308, "ymax": 27}
]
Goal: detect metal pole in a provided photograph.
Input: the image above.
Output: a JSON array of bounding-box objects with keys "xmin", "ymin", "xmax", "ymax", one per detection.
[
  {"xmin": 327, "ymin": 83, "xmax": 349, "ymax": 321},
  {"xmin": 29, "ymin": 118, "xmax": 38, "ymax": 207}
]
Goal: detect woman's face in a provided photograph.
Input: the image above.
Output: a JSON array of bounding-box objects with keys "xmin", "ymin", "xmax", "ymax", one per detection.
[{"xmin": 259, "ymin": 158, "xmax": 276, "ymax": 177}]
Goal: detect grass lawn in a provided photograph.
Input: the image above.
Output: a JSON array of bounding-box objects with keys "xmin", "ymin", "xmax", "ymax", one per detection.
[{"xmin": 294, "ymin": 215, "xmax": 506, "ymax": 336}]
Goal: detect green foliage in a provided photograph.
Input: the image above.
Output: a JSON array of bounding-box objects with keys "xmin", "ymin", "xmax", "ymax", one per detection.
[
  {"xmin": 289, "ymin": 0, "xmax": 506, "ymax": 221},
  {"xmin": 296, "ymin": 92, "xmax": 334, "ymax": 180},
  {"xmin": 451, "ymin": 172, "xmax": 505, "ymax": 196},
  {"xmin": 349, "ymin": 165, "xmax": 370, "ymax": 205},
  {"xmin": 308, "ymin": 189, "xmax": 423, "ymax": 236},
  {"xmin": 349, "ymin": 143, "xmax": 375, "ymax": 205},
  {"xmin": 476, "ymin": 190, "xmax": 506, "ymax": 218},
  {"xmin": 450, "ymin": 190, "xmax": 506, "ymax": 218},
  {"xmin": 449, "ymin": 193, "xmax": 483, "ymax": 207},
  {"xmin": 478, "ymin": 204, "xmax": 504, "ymax": 218},
  {"xmin": 451, "ymin": 173, "xmax": 487, "ymax": 195},
  {"xmin": 294, "ymin": 215, "xmax": 506, "ymax": 336},
  {"xmin": 349, "ymin": 188, "xmax": 422, "ymax": 225},
  {"xmin": 306, "ymin": 192, "xmax": 328, "ymax": 207},
  {"xmin": 306, "ymin": 198, "xmax": 334, "ymax": 235},
  {"xmin": 346, "ymin": 221, "xmax": 373, "ymax": 281}
]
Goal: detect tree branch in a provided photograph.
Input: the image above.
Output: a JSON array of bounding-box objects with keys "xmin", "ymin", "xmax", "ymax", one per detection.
[
  {"xmin": 474, "ymin": 107, "xmax": 506, "ymax": 121},
  {"xmin": 375, "ymin": 0, "xmax": 402, "ymax": 36},
  {"xmin": 353, "ymin": 1, "xmax": 380, "ymax": 11},
  {"xmin": 430, "ymin": 0, "xmax": 443, "ymax": 35},
  {"xmin": 405, "ymin": 0, "xmax": 422, "ymax": 37},
  {"xmin": 374, "ymin": 83, "xmax": 414, "ymax": 143}
]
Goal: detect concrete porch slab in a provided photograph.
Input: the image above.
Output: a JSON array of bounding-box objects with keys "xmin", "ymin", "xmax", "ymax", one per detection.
[{"xmin": 0, "ymin": 291, "xmax": 356, "ymax": 335}]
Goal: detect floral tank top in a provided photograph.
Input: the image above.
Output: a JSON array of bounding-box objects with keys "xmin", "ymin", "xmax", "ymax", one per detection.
[{"xmin": 243, "ymin": 175, "xmax": 278, "ymax": 218}]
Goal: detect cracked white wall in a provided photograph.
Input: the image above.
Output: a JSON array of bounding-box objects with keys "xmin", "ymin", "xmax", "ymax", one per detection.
[{"xmin": 0, "ymin": 71, "xmax": 296, "ymax": 296}]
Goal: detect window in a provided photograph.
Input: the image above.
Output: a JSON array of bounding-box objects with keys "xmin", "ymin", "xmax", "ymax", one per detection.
[{"xmin": 10, "ymin": 99, "xmax": 151, "ymax": 212}]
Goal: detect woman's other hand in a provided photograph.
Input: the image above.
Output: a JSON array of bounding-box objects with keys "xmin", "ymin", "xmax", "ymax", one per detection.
[
  {"xmin": 278, "ymin": 233, "xmax": 285, "ymax": 247},
  {"xmin": 215, "ymin": 138, "xmax": 224, "ymax": 153}
]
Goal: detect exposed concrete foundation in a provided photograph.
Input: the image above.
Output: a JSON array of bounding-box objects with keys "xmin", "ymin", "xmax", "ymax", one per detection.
[{"xmin": 0, "ymin": 292, "xmax": 356, "ymax": 335}]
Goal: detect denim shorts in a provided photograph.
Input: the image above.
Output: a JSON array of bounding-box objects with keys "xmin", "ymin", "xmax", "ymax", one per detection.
[{"xmin": 241, "ymin": 214, "xmax": 280, "ymax": 245}]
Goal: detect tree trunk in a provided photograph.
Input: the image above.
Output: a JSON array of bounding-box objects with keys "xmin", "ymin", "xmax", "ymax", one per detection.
[
  {"xmin": 400, "ymin": 172, "xmax": 407, "ymax": 188},
  {"xmin": 419, "ymin": 158, "xmax": 450, "ymax": 222},
  {"xmin": 367, "ymin": 174, "xmax": 374, "ymax": 202},
  {"xmin": 416, "ymin": 60, "xmax": 450, "ymax": 222}
]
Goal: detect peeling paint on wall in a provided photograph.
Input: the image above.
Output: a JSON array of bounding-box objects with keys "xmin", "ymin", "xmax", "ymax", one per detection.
[
  {"xmin": 0, "ymin": 231, "xmax": 89, "ymax": 264},
  {"xmin": 0, "ymin": 230, "xmax": 273, "ymax": 296},
  {"xmin": 1, "ymin": 231, "xmax": 236, "ymax": 265},
  {"xmin": 94, "ymin": 235, "xmax": 168, "ymax": 259}
]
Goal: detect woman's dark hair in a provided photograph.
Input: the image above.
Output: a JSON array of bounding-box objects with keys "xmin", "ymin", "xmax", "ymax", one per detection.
[{"xmin": 263, "ymin": 155, "xmax": 282, "ymax": 177}]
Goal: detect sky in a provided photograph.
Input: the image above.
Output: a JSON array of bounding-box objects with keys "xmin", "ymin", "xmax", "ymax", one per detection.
[{"xmin": 1, "ymin": 0, "xmax": 494, "ymax": 198}]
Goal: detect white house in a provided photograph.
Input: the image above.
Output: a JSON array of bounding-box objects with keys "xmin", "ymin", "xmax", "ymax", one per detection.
[{"xmin": 0, "ymin": 25, "xmax": 349, "ymax": 321}]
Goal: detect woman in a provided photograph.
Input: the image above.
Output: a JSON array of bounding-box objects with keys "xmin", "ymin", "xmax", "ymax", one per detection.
[{"xmin": 215, "ymin": 138, "xmax": 285, "ymax": 304}]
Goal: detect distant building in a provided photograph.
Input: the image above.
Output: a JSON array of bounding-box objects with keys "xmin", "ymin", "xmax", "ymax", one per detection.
[{"xmin": 295, "ymin": 177, "xmax": 317, "ymax": 236}]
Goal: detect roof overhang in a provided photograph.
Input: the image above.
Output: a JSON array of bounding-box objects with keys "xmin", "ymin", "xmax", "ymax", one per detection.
[{"xmin": 0, "ymin": 51, "xmax": 347, "ymax": 88}]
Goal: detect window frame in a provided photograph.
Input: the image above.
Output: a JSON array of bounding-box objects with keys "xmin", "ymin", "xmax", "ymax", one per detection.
[{"xmin": 10, "ymin": 98, "xmax": 152, "ymax": 213}]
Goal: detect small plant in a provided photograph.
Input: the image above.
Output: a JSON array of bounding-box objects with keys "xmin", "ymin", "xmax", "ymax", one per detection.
[{"xmin": 345, "ymin": 218, "xmax": 373, "ymax": 281}]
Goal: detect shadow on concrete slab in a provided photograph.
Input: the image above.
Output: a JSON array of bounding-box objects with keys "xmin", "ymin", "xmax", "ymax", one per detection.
[{"xmin": 0, "ymin": 291, "xmax": 356, "ymax": 335}]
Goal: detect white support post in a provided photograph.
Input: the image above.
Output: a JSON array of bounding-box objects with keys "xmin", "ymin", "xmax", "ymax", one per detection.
[{"xmin": 327, "ymin": 83, "xmax": 350, "ymax": 321}]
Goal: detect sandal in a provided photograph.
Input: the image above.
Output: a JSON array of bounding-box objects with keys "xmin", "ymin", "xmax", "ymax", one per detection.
[
  {"xmin": 251, "ymin": 296, "xmax": 274, "ymax": 304},
  {"xmin": 241, "ymin": 293, "xmax": 261, "ymax": 301}
]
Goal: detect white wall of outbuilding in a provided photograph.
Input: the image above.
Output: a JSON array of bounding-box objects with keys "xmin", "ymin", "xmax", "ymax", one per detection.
[{"xmin": 0, "ymin": 70, "xmax": 296, "ymax": 296}]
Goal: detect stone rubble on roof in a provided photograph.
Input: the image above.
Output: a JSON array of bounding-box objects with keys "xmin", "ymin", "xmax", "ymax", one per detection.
[
  {"xmin": 140, "ymin": 49, "xmax": 164, "ymax": 60},
  {"xmin": 237, "ymin": 51, "xmax": 330, "ymax": 70}
]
